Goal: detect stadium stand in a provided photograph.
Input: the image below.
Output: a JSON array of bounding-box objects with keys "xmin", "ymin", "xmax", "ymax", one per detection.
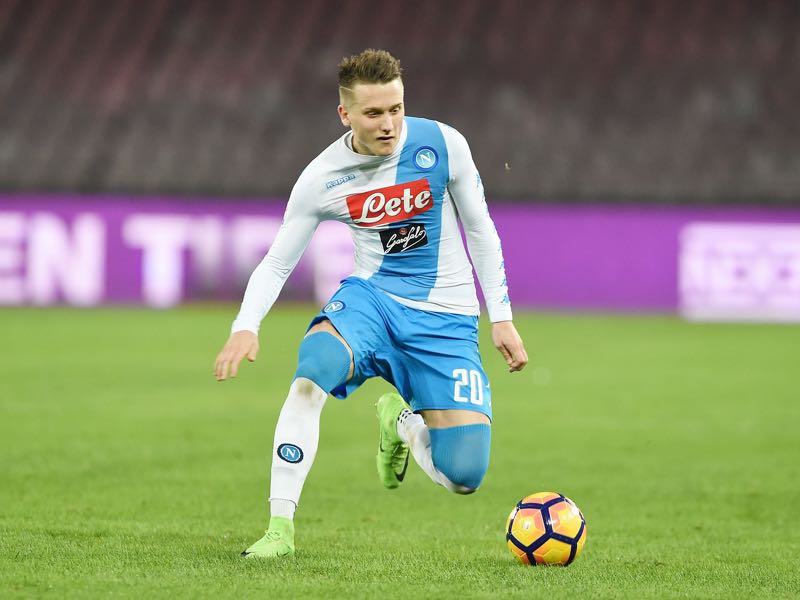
[{"xmin": 0, "ymin": 0, "xmax": 798, "ymax": 203}]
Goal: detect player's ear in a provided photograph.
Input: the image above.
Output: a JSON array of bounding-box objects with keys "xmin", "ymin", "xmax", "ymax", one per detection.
[{"xmin": 337, "ymin": 104, "xmax": 350, "ymax": 128}]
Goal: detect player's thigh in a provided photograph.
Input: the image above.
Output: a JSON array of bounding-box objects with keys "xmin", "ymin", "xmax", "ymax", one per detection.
[
  {"xmin": 306, "ymin": 318, "xmax": 355, "ymax": 380},
  {"xmin": 402, "ymin": 345, "xmax": 493, "ymax": 419},
  {"xmin": 305, "ymin": 277, "xmax": 395, "ymax": 398}
]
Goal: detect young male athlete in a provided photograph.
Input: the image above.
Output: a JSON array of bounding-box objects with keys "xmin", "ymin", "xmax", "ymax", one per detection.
[{"xmin": 214, "ymin": 49, "xmax": 528, "ymax": 558}]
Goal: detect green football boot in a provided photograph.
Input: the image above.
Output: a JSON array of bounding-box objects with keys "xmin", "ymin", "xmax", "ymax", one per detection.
[
  {"xmin": 241, "ymin": 516, "xmax": 295, "ymax": 558},
  {"xmin": 376, "ymin": 392, "xmax": 411, "ymax": 489}
]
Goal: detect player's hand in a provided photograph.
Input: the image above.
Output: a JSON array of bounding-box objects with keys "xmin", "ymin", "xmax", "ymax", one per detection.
[
  {"xmin": 214, "ymin": 330, "xmax": 259, "ymax": 381},
  {"xmin": 491, "ymin": 321, "xmax": 528, "ymax": 373}
]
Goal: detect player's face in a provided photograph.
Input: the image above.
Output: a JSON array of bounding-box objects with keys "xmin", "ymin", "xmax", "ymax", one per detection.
[{"xmin": 338, "ymin": 79, "xmax": 405, "ymax": 156}]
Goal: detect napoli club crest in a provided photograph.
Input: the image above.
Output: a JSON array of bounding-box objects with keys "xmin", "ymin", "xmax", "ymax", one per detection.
[
  {"xmin": 323, "ymin": 301, "xmax": 345, "ymax": 313},
  {"xmin": 277, "ymin": 443, "xmax": 304, "ymax": 464},
  {"xmin": 414, "ymin": 147, "xmax": 438, "ymax": 170}
]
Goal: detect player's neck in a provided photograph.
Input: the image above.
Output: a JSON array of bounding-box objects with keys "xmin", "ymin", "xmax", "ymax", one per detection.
[{"xmin": 350, "ymin": 135, "xmax": 370, "ymax": 155}]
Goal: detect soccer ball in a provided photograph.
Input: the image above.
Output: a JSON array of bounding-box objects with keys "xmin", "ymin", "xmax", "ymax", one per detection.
[{"xmin": 506, "ymin": 492, "xmax": 587, "ymax": 566}]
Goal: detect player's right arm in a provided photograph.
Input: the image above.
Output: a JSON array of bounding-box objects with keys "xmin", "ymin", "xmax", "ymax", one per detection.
[{"xmin": 214, "ymin": 178, "xmax": 320, "ymax": 381}]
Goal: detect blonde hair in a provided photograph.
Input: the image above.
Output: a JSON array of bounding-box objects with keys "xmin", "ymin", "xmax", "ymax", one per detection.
[{"xmin": 338, "ymin": 49, "xmax": 402, "ymax": 103}]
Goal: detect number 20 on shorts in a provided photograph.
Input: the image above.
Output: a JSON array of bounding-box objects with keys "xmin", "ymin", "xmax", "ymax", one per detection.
[{"xmin": 452, "ymin": 368, "xmax": 485, "ymax": 405}]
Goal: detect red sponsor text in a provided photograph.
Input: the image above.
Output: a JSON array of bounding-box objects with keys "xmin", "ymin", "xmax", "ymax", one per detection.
[{"xmin": 347, "ymin": 179, "xmax": 432, "ymax": 227}]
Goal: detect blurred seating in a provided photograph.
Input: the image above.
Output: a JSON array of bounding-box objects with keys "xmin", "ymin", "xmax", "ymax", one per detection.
[{"xmin": 0, "ymin": 0, "xmax": 798, "ymax": 204}]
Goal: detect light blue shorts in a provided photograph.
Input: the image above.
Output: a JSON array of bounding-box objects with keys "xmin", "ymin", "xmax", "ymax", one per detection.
[{"xmin": 309, "ymin": 277, "xmax": 492, "ymax": 419}]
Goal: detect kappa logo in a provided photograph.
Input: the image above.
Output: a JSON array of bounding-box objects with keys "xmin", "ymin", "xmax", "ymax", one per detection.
[
  {"xmin": 277, "ymin": 443, "xmax": 304, "ymax": 464},
  {"xmin": 414, "ymin": 147, "xmax": 438, "ymax": 170},
  {"xmin": 346, "ymin": 179, "xmax": 432, "ymax": 227},
  {"xmin": 323, "ymin": 300, "xmax": 345, "ymax": 313},
  {"xmin": 325, "ymin": 173, "xmax": 356, "ymax": 189}
]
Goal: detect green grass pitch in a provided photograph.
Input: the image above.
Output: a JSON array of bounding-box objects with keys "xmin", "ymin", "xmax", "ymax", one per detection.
[{"xmin": 1, "ymin": 306, "xmax": 798, "ymax": 598}]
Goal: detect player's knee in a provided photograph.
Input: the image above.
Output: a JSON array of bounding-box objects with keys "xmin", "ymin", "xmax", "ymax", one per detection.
[
  {"xmin": 430, "ymin": 423, "xmax": 491, "ymax": 493},
  {"xmin": 294, "ymin": 331, "xmax": 351, "ymax": 393},
  {"xmin": 291, "ymin": 376, "xmax": 322, "ymax": 399}
]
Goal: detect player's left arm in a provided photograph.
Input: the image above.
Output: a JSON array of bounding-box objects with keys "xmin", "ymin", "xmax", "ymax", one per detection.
[
  {"xmin": 444, "ymin": 125, "xmax": 528, "ymax": 372},
  {"xmin": 490, "ymin": 320, "xmax": 528, "ymax": 373}
]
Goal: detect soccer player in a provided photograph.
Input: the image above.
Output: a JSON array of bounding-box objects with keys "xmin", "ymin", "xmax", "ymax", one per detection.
[{"xmin": 214, "ymin": 49, "xmax": 528, "ymax": 558}]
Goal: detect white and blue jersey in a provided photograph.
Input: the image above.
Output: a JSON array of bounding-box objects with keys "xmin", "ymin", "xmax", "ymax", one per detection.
[{"xmin": 232, "ymin": 116, "xmax": 512, "ymax": 334}]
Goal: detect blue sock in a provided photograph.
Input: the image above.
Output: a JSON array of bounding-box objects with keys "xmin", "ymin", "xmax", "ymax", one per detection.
[{"xmin": 429, "ymin": 424, "xmax": 491, "ymax": 491}]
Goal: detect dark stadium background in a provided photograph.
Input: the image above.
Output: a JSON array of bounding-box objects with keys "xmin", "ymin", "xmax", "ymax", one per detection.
[{"xmin": 2, "ymin": 0, "xmax": 799, "ymax": 203}]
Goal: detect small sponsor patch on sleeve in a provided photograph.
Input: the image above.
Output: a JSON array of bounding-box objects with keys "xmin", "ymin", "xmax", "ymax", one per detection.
[{"xmin": 325, "ymin": 173, "xmax": 357, "ymax": 189}]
